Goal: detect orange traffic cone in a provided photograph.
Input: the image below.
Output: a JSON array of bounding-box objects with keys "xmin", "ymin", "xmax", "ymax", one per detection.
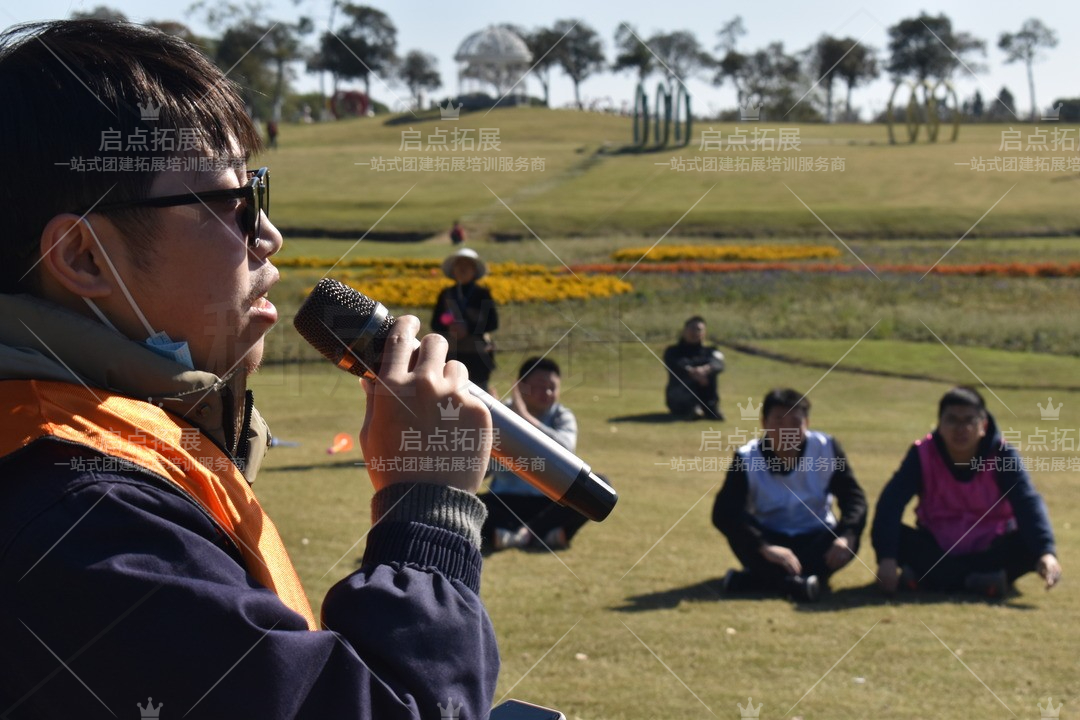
[{"xmin": 327, "ymin": 432, "xmax": 354, "ymax": 455}]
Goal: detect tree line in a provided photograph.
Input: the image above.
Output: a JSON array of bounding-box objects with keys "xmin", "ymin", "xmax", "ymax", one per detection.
[{"xmin": 69, "ymin": 4, "xmax": 1065, "ymax": 122}]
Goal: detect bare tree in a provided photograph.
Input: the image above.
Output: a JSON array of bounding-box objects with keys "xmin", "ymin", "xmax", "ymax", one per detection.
[{"xmin": 999, "ymin": 19, "xmax": 1058, "ymax": 120}]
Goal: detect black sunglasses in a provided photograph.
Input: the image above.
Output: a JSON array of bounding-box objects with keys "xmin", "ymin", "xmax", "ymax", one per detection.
[{"xmin": 87, "ymin": 167, "xmax": 270, "ymax": 248}]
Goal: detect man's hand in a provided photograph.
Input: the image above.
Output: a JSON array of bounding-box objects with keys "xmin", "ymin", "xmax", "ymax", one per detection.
[
  {"xmin": 878, "ymin": 558, "xmax": 899, "ymax": 594},
  {"xmin": 359, "ymin": 315, "xmax": 491, "ymax": 494},
  {"xmin": 1037, "ymin": 553, "xmax": 1062, "ymax": 590},
  {"xmin": 760, "ymin": 544, "xmax": 801, "ymax": 575},
  {"xmin": 688, "ymin": 365, "xmax": 710, "ymax": 386},
  {"xmin": 824, "ymin": 533, "xmax": 856, "ymax": 571}
]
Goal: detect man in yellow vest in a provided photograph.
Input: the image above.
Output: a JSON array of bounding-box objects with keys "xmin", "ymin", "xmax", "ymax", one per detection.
[{"xmin": 0, "ymin": 20, "xmax": 498, "ymax": 718}]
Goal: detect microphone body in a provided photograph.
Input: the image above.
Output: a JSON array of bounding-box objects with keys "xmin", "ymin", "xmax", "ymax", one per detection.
[{"xmin": 294, "ymin": 279, "xmax": 617, "ymax": 522}]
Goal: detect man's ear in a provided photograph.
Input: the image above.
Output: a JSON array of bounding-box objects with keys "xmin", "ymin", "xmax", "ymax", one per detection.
[{"xmin": 38, "ymin": 214, "xmax": 114, "ymax": 299}]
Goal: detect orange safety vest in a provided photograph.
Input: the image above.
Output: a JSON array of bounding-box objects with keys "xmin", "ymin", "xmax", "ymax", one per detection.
[{"xmin": 2, "ymin": 379, "xmax": 317, "ymax": 630}]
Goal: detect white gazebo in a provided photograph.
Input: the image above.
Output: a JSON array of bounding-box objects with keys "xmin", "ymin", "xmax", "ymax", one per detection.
[{"xmin": 454, "ymin": 25, "xmax": 532, "ymax": 100}]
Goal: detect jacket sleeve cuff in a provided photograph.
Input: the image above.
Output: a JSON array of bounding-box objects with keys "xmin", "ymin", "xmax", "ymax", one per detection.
[
  {"xmin": 362, "ymin": 520, "xmax": 484, "ymax": 592},
  {"xmin": 371, "ymin": 483, "xmax": 487, "ymax": 549}
]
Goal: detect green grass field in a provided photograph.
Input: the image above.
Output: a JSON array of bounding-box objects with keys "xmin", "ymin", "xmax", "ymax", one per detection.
[
  {"xmin": 250, "ymin": 344, "xmax": 1079, "ymax": 720},
  {"xmin": 247, "ymin": 109, "xmax": 1080, "ymax": 719},
  {"xmin": 267, "ymin": 110, "xmax": 1080, "ymax": 239}
]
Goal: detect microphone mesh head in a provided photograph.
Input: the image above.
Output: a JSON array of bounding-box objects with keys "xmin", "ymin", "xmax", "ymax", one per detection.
[{"xmin": 293, "ymin": 278, "xmax": 394, "ymax": 375}]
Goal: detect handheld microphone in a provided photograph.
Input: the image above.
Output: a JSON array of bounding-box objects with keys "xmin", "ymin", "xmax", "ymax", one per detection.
[{"xmin": 293, "ymin": 278, "xmax": 617, "ymax": 522}]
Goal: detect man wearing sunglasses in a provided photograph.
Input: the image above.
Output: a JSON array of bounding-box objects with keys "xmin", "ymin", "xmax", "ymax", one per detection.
[{"xmin": 0, "ymin": 19, "xmax": 498, "ymax": 719}]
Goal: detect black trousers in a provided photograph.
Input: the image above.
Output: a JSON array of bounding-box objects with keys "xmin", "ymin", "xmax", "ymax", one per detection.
[
  {"xmin": 666, "ymin": 380, "xmax": 720, "ymax": 417},
  {"xmin": 896, "ymin": 525, "xmax": 1038, "ymax": 591},
  {"xmin": 453, "ymin": 351, "xmax": 494, "ymax": 393},
  {"xmin": 728, "ymin": 525, "xmax": 854, "ymax": 592},
  {"xmin": 479, "ymin": 493, "xmax": 588, "ymax": 548}
]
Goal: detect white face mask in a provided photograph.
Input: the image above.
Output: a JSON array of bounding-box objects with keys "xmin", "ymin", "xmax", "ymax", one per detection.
[{"xmin": 80, "ymin": 218, "xmax": 195, "ymax": 371}]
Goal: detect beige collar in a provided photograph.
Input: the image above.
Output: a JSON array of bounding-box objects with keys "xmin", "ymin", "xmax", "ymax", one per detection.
[{"xmin": 0, "ymin": 293, "xmax": 270, "ymax": 481}]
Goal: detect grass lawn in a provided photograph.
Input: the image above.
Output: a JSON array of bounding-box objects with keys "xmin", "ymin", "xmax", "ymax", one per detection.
[
  {"xmin": 266, "ymin": 110, "xmax": 1080, "ymax": 239},
  {"xmin": 265, "ymin": 235, "xmax": 1080, "ymax": 358},
  {"xmin": 250, "ymin": 339, "xmax": 1079, "ymax": 720},
  {"xmin": 243, "ymin": 110, "xmax": 1080, "ymax": 718}
]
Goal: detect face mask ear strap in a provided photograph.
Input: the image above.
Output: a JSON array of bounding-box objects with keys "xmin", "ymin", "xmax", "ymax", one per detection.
[
  {"xmin": 80, "ymin": 217, "xmax": 156, "ymax": 337},
  {"xmin": 83, "ymin": 297, "xmax": 119, "ymax": 332}
]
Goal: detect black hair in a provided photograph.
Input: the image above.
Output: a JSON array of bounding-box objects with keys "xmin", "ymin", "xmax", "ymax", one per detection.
[
  {"xmin": 0, "ymin": 19, "xmax": 261, "ymax": 292},
  {"xmin": 518, "ymin": 356, "xmax": 560, "ymax": 381},
  {"xmin": 938, "ymin": 386, "xmax": 986, "ymax": 418},
  {"xmin": 684, "ymin": 316, "xmax": 706, "ymax": 326},
  {"xmin": 762, "ymin": 388, "xmax": 810, "ymax": 419}
]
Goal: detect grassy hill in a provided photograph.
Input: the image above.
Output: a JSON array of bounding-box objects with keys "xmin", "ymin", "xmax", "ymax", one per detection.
[{"xmin": 266, "ymin": 109, "xmax": 1080, "ymax": 239}]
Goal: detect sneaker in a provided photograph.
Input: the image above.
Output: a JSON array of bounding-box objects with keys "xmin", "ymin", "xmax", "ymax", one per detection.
[
  {"xmin": 899, "ymin": 564, "xmax": 919, "ymax": 592},
  {"xmin": 721, "ymin": 568, "xmax": 753, "ymax": 593},
  {"xmin": 493, "ymin": 527, "xmax": 532, "ymax": 550},
  {"xmin": 785, "ymin": 574, "xmax": 821, "ymax": 603},
  {"xmin": 541, "ymin": 527, "xmax": 569, "ymax": 550},
  {"xmin": 964, "ymin": 569, "xmax": 1008, "ymax": 599}
]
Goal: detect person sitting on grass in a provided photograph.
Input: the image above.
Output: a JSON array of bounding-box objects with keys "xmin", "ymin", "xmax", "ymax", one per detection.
[
  {"xmin": 871, "ymin": 386, "xmax": 1062, "ymax": 598},
  {"xmin": 713, "ymin": 388, "xmax": 867, "ymax": 602},
  {"xmin": 479, "ymin": 357, "xmax": 588, "ymax": 551},
  {"xmin": 663, "ymin": 316, "xmax": 725, "ymax": 420}
]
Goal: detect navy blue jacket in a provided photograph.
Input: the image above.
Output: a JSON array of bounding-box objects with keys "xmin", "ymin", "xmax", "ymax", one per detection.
[
  {"xmin": 0, "ymin": 440, "xmax": 499, "ymax": 719},
  {"xmin": 871, "ymin": 414, "xmax": 1056, "ymax": 562}
]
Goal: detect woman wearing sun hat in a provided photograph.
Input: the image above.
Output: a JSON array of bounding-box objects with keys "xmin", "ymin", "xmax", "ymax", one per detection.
[{"xmin": 431, "ymin": 248, "xmax": 499, "ymax": 391}]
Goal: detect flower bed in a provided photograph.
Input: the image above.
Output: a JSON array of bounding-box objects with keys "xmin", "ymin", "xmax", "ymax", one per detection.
[
  {"xmin": 315, "ymin": 274, "xmax": 633, "ymax": 307},
  {"xmin": 566, "ymin": 261, "xmax": 1080, "ymax": 277}
]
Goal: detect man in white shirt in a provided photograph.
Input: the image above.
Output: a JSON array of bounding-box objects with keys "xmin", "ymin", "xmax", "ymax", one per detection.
[{"xmin": 479, "ymin": 357, "xmax": 589, "ymax": 551}]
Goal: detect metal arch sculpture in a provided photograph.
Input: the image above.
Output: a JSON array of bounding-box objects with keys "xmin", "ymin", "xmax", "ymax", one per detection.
[
  {"xmin": 632, "ymin": 83, "xmax": 650, "ymax": 146},
  {"xmin": 632, "ymin": 81, "xmax": 691, "ymax": 148},
  {"xmin": 886, "ymin": 79, "xmax": 962, "ymax": 144},
  {"xmin": 673, "ymin": 84, "xmax": 692, "ymax": 146},
  {"xmin": 653, "ymin": 82, "xmax": 671, "ymax": 146}
]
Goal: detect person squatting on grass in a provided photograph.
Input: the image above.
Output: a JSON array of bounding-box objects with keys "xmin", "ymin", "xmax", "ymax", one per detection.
[
  {"xmin": 478, "ymin": 357, "xmax": 589, "ymax": 551},
  {"xmin": 871, "ymin": 386, "xmax": 1062, "ymax": 598},
  {"xmin": 0, "ymin": 20, "xmax": 498, "ymax": 718},
  {"xmin": 663, "ymin": 316, "xmax": 725, "ymax": 420},
  {"xmin": 713, "ymin": 389, "xmax": 868, "ymax": 602}
]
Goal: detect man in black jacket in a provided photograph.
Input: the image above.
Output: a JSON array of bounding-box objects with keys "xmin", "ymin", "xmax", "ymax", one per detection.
[
  {"xmin": 713, "ymin": 389, "xmax": 867, "ymax": 602},
  {"xmin": 663, "ymin": 316, "xmax": 725, "ymax": 420},
  {"xmin": 0, "ymin": 20, "xmax": 498, "ymax": 719}
]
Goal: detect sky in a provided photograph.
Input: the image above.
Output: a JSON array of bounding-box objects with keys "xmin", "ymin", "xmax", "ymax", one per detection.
[{"xmin": 1, "ymin": 0, "xmax": 1076, "ymax": 119}]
